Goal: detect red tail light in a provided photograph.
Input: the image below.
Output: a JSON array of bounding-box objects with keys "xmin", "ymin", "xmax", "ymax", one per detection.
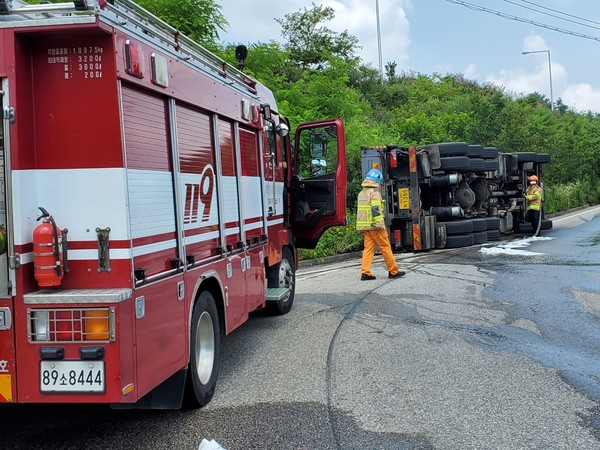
[{"xmin": 50, "ymin": 310, "xmax": 82, "ymax": 341}]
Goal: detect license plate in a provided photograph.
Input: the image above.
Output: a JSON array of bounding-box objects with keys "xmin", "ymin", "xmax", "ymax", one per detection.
[
  {"xmin": 399, "ymin": 188, "xmax": 410, "ymax": 209},
  {"xmin": 40, "ymin": 361, "xmax": 105, "ymax": 393}
]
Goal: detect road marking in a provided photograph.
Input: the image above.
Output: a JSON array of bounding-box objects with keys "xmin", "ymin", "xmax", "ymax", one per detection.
[{"xmin": 552, "ymin": 205, "xmax": 600, "ymax": 223}]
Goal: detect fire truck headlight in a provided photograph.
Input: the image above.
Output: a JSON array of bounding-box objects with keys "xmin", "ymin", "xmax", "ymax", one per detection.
[{"xmin": 30, "ymin": 310, "xmax": 50, "ymax": 342}]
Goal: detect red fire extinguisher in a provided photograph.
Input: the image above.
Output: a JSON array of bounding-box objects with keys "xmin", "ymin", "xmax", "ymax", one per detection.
[{"xmin": 33, "ymin": 207, "xmax": 64, "ymax": 287}]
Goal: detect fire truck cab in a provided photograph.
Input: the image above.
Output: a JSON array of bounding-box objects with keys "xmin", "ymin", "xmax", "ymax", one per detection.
[{"xmin": 0, "ymin": 0, "xmax": 347, "ymax": 408}]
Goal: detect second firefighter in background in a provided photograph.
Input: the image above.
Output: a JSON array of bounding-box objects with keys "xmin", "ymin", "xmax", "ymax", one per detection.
[
  {"xmin": 356, "ymin": 169, "xmax": 405, "ymax": 281},
  {"xmin": 526, "ymin": 174, "xmax": 542, "ymax": 233}
]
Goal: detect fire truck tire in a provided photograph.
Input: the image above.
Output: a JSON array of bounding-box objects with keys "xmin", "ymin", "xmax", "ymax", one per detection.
[
  {"xmin": 472, "ymin": 218, "xmax": 487, "ymax": 232},
  {"xmin": 265, "ymin": 247, "xmax": 295, "ymax": 315},
  {"xmin": 439, "ymin": 156, "xmax": 470, "ymax": 171},
  {"xmin": 436, "ymin": 142, "xmax": 469, "ymax": 156},
  {"xmin": 445, "ymin": 234, "xmax": 474, "ymax": 248},
  {"xmin": 184, "ymin": 290, "xmax": 220, "ymax": 408},
  {"xmin": 439, "ymin": 220, "xmax": 473, "ymax": 235}
]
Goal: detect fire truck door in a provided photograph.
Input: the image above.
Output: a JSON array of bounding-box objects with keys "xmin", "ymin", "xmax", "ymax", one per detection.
[
  {"xmin": 292, "ymin": 119, "xmax": 347, "ymax": 249},
  {"xmin": 0, "ymin": 80, "xmax": 16, "ymax": 403}
]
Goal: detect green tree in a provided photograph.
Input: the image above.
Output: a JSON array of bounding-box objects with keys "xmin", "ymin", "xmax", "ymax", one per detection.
[
  {"xmin": 276, "ymin": 3, "xmax": 360, "ymax": 69},
  {"xmin": 134, "ymin": 0, "xmax": 227, "ymax": 49}
]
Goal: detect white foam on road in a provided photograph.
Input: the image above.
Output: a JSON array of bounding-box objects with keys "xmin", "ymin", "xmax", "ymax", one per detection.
[{"xmin": 480, "ymin": 236, "xmax": 554, "ymax": 256}]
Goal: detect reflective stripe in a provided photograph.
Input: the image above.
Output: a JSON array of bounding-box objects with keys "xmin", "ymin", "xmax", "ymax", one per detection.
[
  {"xmin": 357, "ymin": 187, "xmax": 385, "ymax": 230},
  {"xmin": 526, "ymin": 186, "xmax": 542, "ymax": 210}
]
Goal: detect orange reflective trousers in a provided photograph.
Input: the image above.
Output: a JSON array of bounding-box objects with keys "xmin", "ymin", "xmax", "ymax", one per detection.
[{"xmin": 361, "ymin": 228, "xmax": 399, "ymax": 276}]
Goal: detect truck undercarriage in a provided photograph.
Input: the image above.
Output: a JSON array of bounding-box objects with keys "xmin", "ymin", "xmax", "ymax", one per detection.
[{"xmin": 361, "ymin": 143, "xmax": 551, "ymax": 251}]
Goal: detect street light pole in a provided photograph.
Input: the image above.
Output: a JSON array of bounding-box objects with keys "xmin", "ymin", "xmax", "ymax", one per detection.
[
  {"xmin": 376, "ymin": 0, "xmax": 383, "ymax": 75},
  {"xmin": 522, "ymin": 50, "xmax": 554, "ymax": 110}
]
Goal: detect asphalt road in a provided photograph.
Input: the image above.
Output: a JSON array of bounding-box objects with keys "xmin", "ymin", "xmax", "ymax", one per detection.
[{"xmin": 3, "ymin": 206, "xmax": 600, "ymax": 449}]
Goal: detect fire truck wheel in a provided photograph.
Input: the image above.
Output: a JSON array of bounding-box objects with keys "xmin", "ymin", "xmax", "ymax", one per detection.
[
  {"xmin": 184, "ymin": 290, "xmax": 220, "ymax": 408},
  {"xmin": 265, "ymin": 247, "xmax": 295, "ymax": 315}
]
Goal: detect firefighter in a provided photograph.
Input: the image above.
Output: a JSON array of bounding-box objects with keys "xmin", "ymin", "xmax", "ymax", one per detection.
[
  {"xmin": 356, "ymin": 168, "xmax": 405, "ymax": 280},
  {"xmin": 525, "ymin": 174, "xmax": 543, "ymax": 234}
]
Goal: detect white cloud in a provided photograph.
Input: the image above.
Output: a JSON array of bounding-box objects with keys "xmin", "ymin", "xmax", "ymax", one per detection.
[
  {"xmin": 463, "ymin": 63, "xmax": 478, "ymax": 80},
  {"xmin": 322, "ymin": 0, "xmax": 411, "ymax": 68},
  {"xmin": 562, "ymin": 84, "xmax": 600, "ymax": 113},
  {"xmin": 484, "ymin": 34, "xmax": 600, "ymax": 111},
  {"xmin": 221, "ymin": 0, "xmax": 412, "ymax": 70}
]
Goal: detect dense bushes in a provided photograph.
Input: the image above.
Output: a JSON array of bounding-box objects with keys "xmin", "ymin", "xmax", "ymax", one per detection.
[{"xmin": 298, "ymin": 212, "xmax": 363, "ymax": 260}]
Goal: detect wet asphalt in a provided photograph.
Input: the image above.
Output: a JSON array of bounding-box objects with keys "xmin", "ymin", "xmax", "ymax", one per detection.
[{"xmin": 2, "ymin": 206, "xmax": 600, "ymax": 449}]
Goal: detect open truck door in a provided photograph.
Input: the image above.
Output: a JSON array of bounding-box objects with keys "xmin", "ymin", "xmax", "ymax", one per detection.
[{"xmin": 291, "ymin": 119, "xmax": 347, "ymax": 249}]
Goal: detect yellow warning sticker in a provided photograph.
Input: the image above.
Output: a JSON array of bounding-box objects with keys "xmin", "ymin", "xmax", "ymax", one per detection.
[{"xmin": 0, "ymin": 374, "xmax": 12, "ymax": 402}]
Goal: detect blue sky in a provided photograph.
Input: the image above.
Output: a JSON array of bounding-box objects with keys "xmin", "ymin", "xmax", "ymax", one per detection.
[{"xmin": 219, "ymin": 0, "xmax": 600, "ymax": 113}]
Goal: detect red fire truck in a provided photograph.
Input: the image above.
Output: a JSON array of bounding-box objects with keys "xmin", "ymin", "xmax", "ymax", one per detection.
[{"xmin": 0, "ymin": 0, "xmax": 347, "ymax": 408}]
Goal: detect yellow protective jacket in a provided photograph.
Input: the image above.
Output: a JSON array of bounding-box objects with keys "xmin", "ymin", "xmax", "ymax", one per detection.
[
  {"xmin": 526, "ymin": 184, "xmax": 542, "ymax": 211},
  {"xmin": 356, "ymin": 179, "xmax": 385, "ymax": 230}
]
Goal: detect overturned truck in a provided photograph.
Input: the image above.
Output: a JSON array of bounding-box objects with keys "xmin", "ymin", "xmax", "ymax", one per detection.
[{"xmin": 361, "ymin": 143, "xmax": 552, "ymax": 251}]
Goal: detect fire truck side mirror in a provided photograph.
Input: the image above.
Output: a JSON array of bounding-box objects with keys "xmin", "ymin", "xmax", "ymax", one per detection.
[{"xmin": 276, "ymin": 123, "xmax": 289, "ymax": 137}]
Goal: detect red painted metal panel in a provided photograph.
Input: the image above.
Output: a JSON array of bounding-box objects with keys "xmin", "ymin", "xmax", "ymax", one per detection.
[
  {"xmin": 12, "ymin": 36, "xmax": 38, "ymax": 170},
  {"xmin": 122, "ymin": 85, "xmax": 177, "ymax": 276},
  {"xmin": 0, "ymin": 31, "xmax": 6, "ymax": 77},
  {"xmin": 177, "ymin": 104, "xmax": 213, "ymax": 174},
  {"xmin": 239, "ymin": 128, "xmax": 263, "ymax": 241},
  {"xmin": 219, "ymin": 120, "xmax": 235, "ymax": 177},
  {"xmin": 132, "ymin": 248, "xmax": 178, "ymax": 277},
  {"xmin": 176, "ymin": 104, "xmax": 219, "ymax": 262},
  {"xmin": 122, "ymin": 86, "xmax": 171, "ymax": 171},
  {"xmin": 240, "ymin": 128, "xmax": 259, "ymax": 177},
  {"xmin": 14, "ymin": 302, "xmax": 129, "ymax": 403},
  {"xmin": 184, "ymin": 225, "xmax": 219, "ymax": 261},
  {"xmin": 29, "ymin": 33, "xmax": 122, "ymax": 169},
  {"xmin": 219, "ymin": 120, "xmax": 240, "ymax": 247},
  {"xmin": 0, "ymin": 299, "xmax": 16, "ymax": 403},
  {"xmin": 221, "ymin": 254, "xmax": 247, "ymax": 331},
  {"xmin": 133, "ymin": 278, "xmax": 186, "ymax": 399},
  {"xmin": 245, "ymin": 248, "xmax": 266, "ymax": 313},
  {"xmin": 114, "ymin": 31, "xmax": 265, "ymax": 129}
]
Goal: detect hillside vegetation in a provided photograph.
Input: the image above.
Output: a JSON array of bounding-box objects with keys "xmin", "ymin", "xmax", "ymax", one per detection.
[
  {"xmin": 215, "ymin": 5, "xmax": 600, "ymax": 257},
  {"xmin": 27, "ymin": 1, "xmax": 600, "ymax": 257}
]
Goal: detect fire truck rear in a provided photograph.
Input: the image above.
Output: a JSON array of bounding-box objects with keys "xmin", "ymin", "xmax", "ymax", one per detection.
[
  {"xmin": 361, "ymin": 143, "xmax": 551, "ymax": 251},
  {"xmin": 0, "ymin": 0, "xmax": 347, "ymax": 408}
]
